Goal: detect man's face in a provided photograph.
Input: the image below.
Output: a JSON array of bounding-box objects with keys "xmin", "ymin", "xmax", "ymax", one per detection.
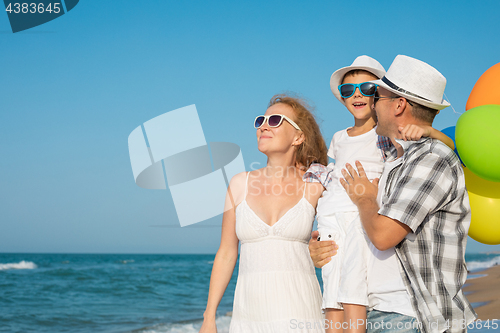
[{"xmin": 374, "ymin": 87, "xmax": 397, "ymax": 138}]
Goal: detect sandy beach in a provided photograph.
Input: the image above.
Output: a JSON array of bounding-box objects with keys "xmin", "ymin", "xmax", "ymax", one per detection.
[{"xmin": 464, "ymin": 265, "xmax": 500, "ymax": 320}]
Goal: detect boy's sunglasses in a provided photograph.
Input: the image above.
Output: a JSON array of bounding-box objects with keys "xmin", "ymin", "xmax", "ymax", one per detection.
[
  {"xmin": 254, "ymin": 114, "xmax": 302, "ymax": 131},
  {"xmin": 338, "ymin": 82, "xmax": 378, "ymax": 98}
]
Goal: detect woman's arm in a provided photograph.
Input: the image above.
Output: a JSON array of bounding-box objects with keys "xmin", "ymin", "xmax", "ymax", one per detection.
[
  {"xmin": 199, "ymin": 173, "xmax": 245, "ymax": 333},
  {"xmin": 304, "ymin": 182, "xmax": 325, "ymax": 208}
]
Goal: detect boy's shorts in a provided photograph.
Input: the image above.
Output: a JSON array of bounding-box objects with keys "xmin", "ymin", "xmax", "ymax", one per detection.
[{"xmin": 318, "ymin": 211, "xmax": 371, "ymax": 310}]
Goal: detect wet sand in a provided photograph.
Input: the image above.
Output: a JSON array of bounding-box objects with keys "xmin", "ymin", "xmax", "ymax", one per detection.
[{"xmin": 463, "ymin": 265, "xmax": 500, "ymax": 320}]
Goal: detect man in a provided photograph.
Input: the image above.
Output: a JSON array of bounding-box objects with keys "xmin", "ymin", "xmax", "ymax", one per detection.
[{"xmin": 311, "ymin": 55, "xmax": 476, "ymax": 333}]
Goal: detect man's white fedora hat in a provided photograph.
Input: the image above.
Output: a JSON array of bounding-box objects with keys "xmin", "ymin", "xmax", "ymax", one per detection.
[
  {"xmin": 330, "ymin": 55, "xmax": 386, "ymax": 105},
  {"xmin": 373, "ymin": 55, "xmax": 450, "ymax": 110}
]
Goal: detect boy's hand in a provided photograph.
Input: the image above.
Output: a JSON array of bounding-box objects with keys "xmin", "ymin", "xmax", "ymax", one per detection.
[
  {"xmin": 309, "ymin": 230, "xmax": 338, "ymax": 268},
  {"xmin": 340, "ymin": 161, "xmax": 379, "ymax": 206},
  {"xmin": 399, "ymin": 124, "xmax": 456, "ymax": 150},
  {"xmin": 398, "ymin": 124, "xmax": 432, "ymax": 141}
]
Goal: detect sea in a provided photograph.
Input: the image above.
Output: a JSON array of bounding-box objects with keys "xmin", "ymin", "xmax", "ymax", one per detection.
[{"xmin": 1, "ymin": 252, "xmax": 499, "ymax": 333}]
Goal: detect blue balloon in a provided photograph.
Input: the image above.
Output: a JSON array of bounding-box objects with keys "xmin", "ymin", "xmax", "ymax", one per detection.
[{"xmin": 441, "ymin": 126, "xmax": 465, "ymax": 166}]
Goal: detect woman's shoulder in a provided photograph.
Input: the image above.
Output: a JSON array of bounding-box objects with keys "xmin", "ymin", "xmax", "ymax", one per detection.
[
  {"xmin": 229, "ymin": 169, "xmax": 263, "ymax": 184},
  {"xmin": 227, "ymin": 172, "xmax": 250, "ymax": 209},
  {"xmin": 304, "ymin": 180, "xmax": 325, "ymax": 193},
  {"xmin": 304, "ymin": 181, "xmax": 324, "ymax": 208},
  {"xmin": 228, "ymin": 171, "xmax": 250, "ymax": 190},
  {"xmin": 228, "ymin": 170, "xmax": 265, "ymax": 193}
]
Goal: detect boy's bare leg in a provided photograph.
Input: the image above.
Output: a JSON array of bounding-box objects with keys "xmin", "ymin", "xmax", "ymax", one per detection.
[
  {"xmin": 343, "ymin": 304, "xmax": 366, "ymax": 333},
  {"xmin": 325, "ymin": 308, "xmax": 344, "ymax": 333}
]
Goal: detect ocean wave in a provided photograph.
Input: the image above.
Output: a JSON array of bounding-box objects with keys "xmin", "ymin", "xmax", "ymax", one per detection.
[
  {"xmin": 119, "ymin": 260, "xmax": 135, "ymax": 264},
  {"xmin": 133, "ymin": 315, "xmax": 231, "ymax": 333},
  {"xmin": 0, "ymin": 260, "xmax": 37, "ymax": 271},
  {"xmin": 467, "ymin": 256, "xmax": 500, "ymax": 272}
]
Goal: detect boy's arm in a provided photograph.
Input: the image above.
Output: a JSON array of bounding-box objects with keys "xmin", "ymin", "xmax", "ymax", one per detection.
[{"xmin": 398, "ymin": 125, "xmax": 455, "ymax": 150}]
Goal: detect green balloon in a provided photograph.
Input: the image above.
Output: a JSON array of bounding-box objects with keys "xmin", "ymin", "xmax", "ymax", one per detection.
[{"xmin": 456, "ymin": 104, "xmax": 500, "ymax": 182}]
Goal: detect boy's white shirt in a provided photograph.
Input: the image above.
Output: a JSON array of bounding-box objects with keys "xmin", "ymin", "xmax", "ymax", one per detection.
[
  {"xmin": 318, "ymin": 127, "xmax": 384, "ymax": 217},
  {"xmin": 319, "ymin": 126, "xmax": 415, "ymax": 317}
]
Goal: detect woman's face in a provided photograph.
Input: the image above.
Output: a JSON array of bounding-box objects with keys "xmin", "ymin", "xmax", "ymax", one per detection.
[{"xmin": 256, "ymin": 103, "xmax": 302, "ymax": 156}]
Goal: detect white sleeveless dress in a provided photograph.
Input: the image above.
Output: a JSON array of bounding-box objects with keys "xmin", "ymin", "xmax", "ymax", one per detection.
[{"xmin": 229, "ymin": 173, "xmax": 325, "ymax": 333}]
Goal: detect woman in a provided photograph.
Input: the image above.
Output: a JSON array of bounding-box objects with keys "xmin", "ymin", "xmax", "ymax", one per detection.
[{"xmin": 200, "ymin": 94, "xmax": 328, "ymax": 332}]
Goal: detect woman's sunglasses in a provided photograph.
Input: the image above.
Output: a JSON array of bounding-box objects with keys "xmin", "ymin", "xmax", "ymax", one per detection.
[
  {"xmin": 254, "ymin": 114, "xmax": 301, "ymax": 131},
  {"xmin": 338, "ymin": 82, "xmax": 378, "ymax": 99}
]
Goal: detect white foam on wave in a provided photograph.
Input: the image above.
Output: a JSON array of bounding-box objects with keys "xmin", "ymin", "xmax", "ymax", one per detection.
[
  {"xmin": 467, "ymin": 255, "xmax": 500, "ymax": 272},
  {"xmin": 0, "ymin": 260, "xmax": 37, "ymax": 271},
  {"xmin": 137, "ymin": 315, "xmax": 231, "ymax": 333},
  {"xmin": 119, "ymin": 260, "xmax": 135, "ymax": 264}
]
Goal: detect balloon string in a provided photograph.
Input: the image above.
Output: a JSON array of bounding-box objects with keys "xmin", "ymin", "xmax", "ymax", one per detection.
[{"xmin": 444, "ymin": 92, "xmax": 463, "ymax": 115}]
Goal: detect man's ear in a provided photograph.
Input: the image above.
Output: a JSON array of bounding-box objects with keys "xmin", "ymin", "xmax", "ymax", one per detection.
[{"xmin": 394, "ymin": 97, "xmax": 408, "ymax": 117}]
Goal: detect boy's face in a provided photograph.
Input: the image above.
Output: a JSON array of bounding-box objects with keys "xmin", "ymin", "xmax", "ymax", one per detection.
[{"xmin": 341, "ymin": 72, "xmax": 378, "ymax": 121}]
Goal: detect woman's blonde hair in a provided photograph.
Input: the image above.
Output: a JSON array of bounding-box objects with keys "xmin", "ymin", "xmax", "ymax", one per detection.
[{"xmin": 268, "ymin": 94, "xmax": 328, "ymax": 168}]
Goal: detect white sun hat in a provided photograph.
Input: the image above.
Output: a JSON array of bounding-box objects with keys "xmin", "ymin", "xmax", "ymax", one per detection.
[
  {"xmin": 330, "ymin": 55, "xmax": 386, "ymax": 105},
  {"xmin": 373, "ymin": 55, "xmax": 450, "ymax": 110}
]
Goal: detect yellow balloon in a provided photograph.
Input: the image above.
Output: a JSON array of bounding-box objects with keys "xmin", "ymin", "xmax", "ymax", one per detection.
[
  {"xmin": 467, "ymin": 192, "xmax": 500, "ymax": 245},
  {"xmin": 463, "ymin": 167, "xmax": 500, "ymax": 198},
  {"xmin": 464, "ymin": 167, "xmax": 500, "ymax": 244}
]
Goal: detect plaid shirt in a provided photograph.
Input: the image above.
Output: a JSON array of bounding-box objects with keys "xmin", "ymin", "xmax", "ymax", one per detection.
[
  {"xmin": 379, "ymin": 138, "xmax": 476, "ymax": 333},
  {"xmin": 303, "ymin": 163, "xmax": 334, "ymax": 187},
  {"xmin": 376, "ymin": 135, "xmax": 394, "ymax": 162}
]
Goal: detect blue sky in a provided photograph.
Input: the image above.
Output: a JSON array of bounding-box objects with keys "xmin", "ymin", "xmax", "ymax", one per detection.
[{"xmin": 1, "ymin": 0, "xmax": 499, "ymax": 254}]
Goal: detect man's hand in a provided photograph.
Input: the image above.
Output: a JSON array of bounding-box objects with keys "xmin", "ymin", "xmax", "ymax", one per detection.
[
  {"xmin": 309, "ymin": 230, "xmax": 338, "ymax": 268},
  {"xmin": 340, "ymin": 161, "xmax": 378, "ymax": 207}
]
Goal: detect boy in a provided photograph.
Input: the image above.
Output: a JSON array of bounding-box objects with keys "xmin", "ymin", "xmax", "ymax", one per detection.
[{"xmin": 305, "ymin": 55, "xmax": 454, "ymax": 333}]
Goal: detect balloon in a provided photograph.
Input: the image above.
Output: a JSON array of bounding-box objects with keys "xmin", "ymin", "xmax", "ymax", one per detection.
[
  {"xmin": 464, "ymin": 168, "xmax": 500, "ymax": 244},
  {"xmin": 461, "ymin": 63, "xmax": 500, "ymax": 244},
  {"xmin": 464, "ymin": 167, "xmax": 500, "ymax": 245},
  {"xmin": 440, "ymin": 126, "xmax": 465, "ymax": 166},
  {"xmin": 456, "ymin": 104, "xmax": 500, "ymax": 182},
  {"xmin": 466, "ymin": 62, "xmax": 500, "ymax": 110},
  {"xmin": 463, "ymin": 167, "xmax": 500, "ymax": 199},
  {"xmin": 467, "ymin": 192, "xmax": 500, "ymax": 245}
]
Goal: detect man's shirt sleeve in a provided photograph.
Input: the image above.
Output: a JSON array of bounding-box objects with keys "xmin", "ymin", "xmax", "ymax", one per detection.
[{"xmin": 378, "ymin": 152, "xmax": 456, "ymax": 233}]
